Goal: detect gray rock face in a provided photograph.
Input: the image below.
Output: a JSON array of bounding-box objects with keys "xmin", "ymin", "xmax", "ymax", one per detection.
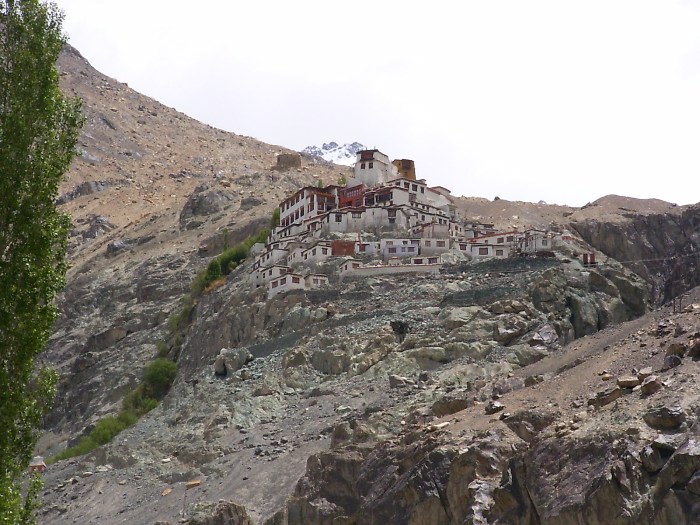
[
  {"xmin": 641, "ymin": 445, "xmax": 665, "ymax": 473},
  {"xmin": 179, "ymin": 184, "xmax": 234, "ymax": 229},
  {"xmin": 570, "ymin": 208, "xmax": 700, "ymax": 303}
]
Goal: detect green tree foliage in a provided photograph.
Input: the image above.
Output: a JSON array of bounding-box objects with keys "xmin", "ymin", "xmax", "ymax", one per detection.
[
  {"xmin": 271, "ymin": 207, "xmax": 280, "ymax": 228},
  {"xmin": 0, "ymin": 1, "xmax": 83, "ymax": 522}
]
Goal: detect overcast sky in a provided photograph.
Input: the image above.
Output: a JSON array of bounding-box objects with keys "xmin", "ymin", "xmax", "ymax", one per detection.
[{"xmin": 54, "ymin": 0, "xmax": 700, "ymax": 206}]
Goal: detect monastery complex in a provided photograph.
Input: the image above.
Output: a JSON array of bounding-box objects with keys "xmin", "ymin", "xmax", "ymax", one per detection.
[{"xmin": 249, "ymin": 149, "xmax": 575, "ymax": 298}]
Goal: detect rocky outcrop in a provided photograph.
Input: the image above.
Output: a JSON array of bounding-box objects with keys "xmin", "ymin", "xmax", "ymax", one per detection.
[
  {"xmin": 570, "ymin": 205, "xmax": 700, "ymax": 303},
  {"xmin": 180, "ymin": 184, "xmax": 235, "ymax": 229}
]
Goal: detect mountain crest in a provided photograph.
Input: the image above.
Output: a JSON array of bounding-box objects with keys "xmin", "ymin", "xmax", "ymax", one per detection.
[{"xmin": 302, "ymin": 141, "xmax": 365, "ymax": 166}]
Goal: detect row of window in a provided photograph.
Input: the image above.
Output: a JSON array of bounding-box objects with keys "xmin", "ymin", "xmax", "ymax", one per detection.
[
  {"xmin": 393, "ymin": 180, "xmax": 426, "ymax": 194},
  {"xmin": 359, "ymin": 162, "xmax": 374, "ymax": 169}
]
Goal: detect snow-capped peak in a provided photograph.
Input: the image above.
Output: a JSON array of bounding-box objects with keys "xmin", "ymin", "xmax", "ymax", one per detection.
[{"xmin": 302, "ymin": 141, "xmax": 365, "ymax": 166}]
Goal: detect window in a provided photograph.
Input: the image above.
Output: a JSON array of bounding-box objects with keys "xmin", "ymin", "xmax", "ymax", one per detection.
[
  {"xmin": 542, "ymin": 239, "xmax": 548, "ymax": 246},
  {"xmin": 420, "ymin": 187, "xmax": 425, "ymax": 193},
  {"xmin": 496, "ymin": 249, "xmax": 504, "ymax": 256},
  {"xmin": 280, "ymin": 278, "xmax": 287, "ymax": 285},
  {"xmin": 361, "ymin": 162, "xmax": 365, "ymax": 169},
  {"xmin": 322, "ymin": 248, "xmax": 328, "ymax": 255},
  {"xmin": 421, "ymin": 215, "xmax": 425, "ymax": 221},
  {"xmin": 352, "ymin": 263, "xmax": 360, "ymax": 268},
  {"xmin": 497, "ymin": 237, "xmax": 504, "ymax": 243},
  {"xmin": 369, "ymin": 162, "xmax": 373, "ymax": 168},
  {"xmin": 388, "ymin": 209, "xmax": 396, "ymax": 218},
  {"xmin": 388, "ymin": 247, "xmax": 397, "ymax": 253},
  {"xmin": 478, "ymin": 247, "xmax": 488, "ymax": 255},
  {"xmin": 425, "ymin": 240, "xmax": 431, "ymax": 247},
  {"xmin": 335, "ymin": 214, "xmax": 342, "ymax": 222},
  {"xmin": 292, "ymin": 276, "xmax": 300, "ymax": 284},
  {"xmin": 412, "ymin": 184, "xmax": 418, "ymax": 191},
  {"xmin": 436, "ymin": 240, "xmax": 446, "ymax": 248},
  {"xmin": 388, "ymin": 218, "xmax": 396, "ymax": 224},
  {"xmin": 352, "ymin": 212, "xmax": 362, "ymax": 218},
  {"xmin": 460, "ymin": 244, "xmax": 467, "ymax": 251},
  {"xmin": 506, "ymin": 235, "xmax": 514, "ymax": 242},
  {"xmin": 386, "ymin": 240, "xmax": 394, "ymax": 245},
  {"xmin": 272, "ymin": 280, "xmax": 278, "ymax": 288},
  {"xmin": 414, "ymin": 258, "xmax": 423, "ymax": 264},
  {"xmin": 428, "ymin": 257, "xmax": 438, "ymax": 264},
  {"xmin": 312, "ymin": 248, "xmax": 316, "ymax": 255},
  {"xmin": 359, "ymin": 244, "xmax": 366, "ymax": 252},
  {"xmin": 408, "ymin": 246, "xmax": 415, "ymax": 252}
]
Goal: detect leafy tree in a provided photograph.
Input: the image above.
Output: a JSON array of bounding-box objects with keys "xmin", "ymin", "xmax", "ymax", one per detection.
[
  {"xmin": 0, "ymin": 1, "xmax": 83, "ymax": 522},
  {"xmin": 271, "ymin": 206, "xmax": 280, "ymax": 228}
]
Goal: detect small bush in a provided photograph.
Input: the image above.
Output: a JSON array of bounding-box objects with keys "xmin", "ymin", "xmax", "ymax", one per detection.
[
  {"xmin": 156, "ymin": 340, "xmax": 169, "ymax": 358},
  {"xmin": 143, "ymin": 358, "xmax": 178, "ymax": 399},
  {"xmin": 206, "ymin": 258, "xmax": 222, "ymax": 280},
  {"xmin": 122, "ymin": 384, "xmax": 158, "ymax": 415},
  {"xmin": 50, "ymin": 410, "xmax": 139, "ymax": 463}
]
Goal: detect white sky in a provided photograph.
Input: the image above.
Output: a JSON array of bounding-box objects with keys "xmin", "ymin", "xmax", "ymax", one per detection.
[{"xmin": 54, "ymin": 0, "xmax": 700, "ymax": 206}]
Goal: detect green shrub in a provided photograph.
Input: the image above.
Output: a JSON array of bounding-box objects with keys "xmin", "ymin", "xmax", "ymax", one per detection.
[
  {"xmin": 50, "ymin": 410, "xmax": 139, "ymax": 463},
  {"xmin": 122, "ymin": 384, "xmax": 158, "ymax": 415},
  {"xmin": 143, "ymin": 358, "xmax": 178, "ymax": 399},
  {"xmin": 206, "ymin": 258, "xmax": 222, "ymax": 280},
  {"xmin": 219, "ymin": 245, "xmax": 248, "ymax": 274},
  {"xmin": 156, "ymin": 340, "xmax": 169, "ymax": 358},
  {"xmin": 168, "ymin": 295, "xmax": 195, "ymax": 331}
]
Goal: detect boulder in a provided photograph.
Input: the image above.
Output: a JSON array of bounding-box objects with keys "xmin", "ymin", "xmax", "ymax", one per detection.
[
  {"xmin": 568, "ymin": 293, "xmax": 600, "ymax": 338},
  {"xmin": 687, "ymin": 472, "xmax": 700, "ymax": 496},
  {"xmin": 485, "ymin": 400, "xmax": 505, "ymax": 415},
  {"xmin": 662, "ymin": 354, "xmax": 682, "ymax": 370},
  {"xmin": 440, "ymin": 306, "xmax": 490, "ymax": 330},
  {"xmin": 656, "ymin": 439, "xmax": 700, "ymax": 495},
  {"xmin": 214, "ymin": 348, "xmax": 253, "ymax": 377},
  {"xmin": 389, "ymin": 374, "xmax": 414, "ymax": 388},
  {"xmin": 587, "ymin": 385, "xmax": 622, "ymax": 408},
  {"xmin": 617, "ymin": 376, "xmax": 641, "ymax": 388},
  {"xmin": 638, "ymin": 367, "xmax": 654, "ymax": 380},
  {"xmin": 666, "ymin": 342, "xmax": 687, "ymax": 357},
  {"xmin": 528, "ymin": 324, "xmax": 559, "ymax": 348},
  {"xmin": 688, "ymin": 339, "xmax": 700, "ymax": 358},
  {"xmin": 643, "ymin": 404, "xmax": 686, "ymax": 430},
  {"xmin": 641, "ymin": 375, "xmax": 663, "ymax": 395}
]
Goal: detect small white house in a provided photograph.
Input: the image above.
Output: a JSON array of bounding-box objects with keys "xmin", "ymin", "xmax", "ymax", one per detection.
[
  {"xmin": 339, "ymin": 258, "xmax": 363, "ymax": 276},
  {"xmin": 268, "ymin": 272, "xmax": 305, "ymax": 299},
  {"xmin": 302, "ymin": 242, "xmax": 332, "ymax": 264},
  {"xmin": 520, "ymin": 229, "xmax": 551, "ymax": 253},
  {"xmin": 470, "ymin": 243, "xmax": 510, "ymax": 260},
  {"xmin": 305, "ymin": 273, "xmax": 329, "ymax": 289},
  {"xmin": 380, "ymin": 238, "xmax": 420, "ymax": 258}
]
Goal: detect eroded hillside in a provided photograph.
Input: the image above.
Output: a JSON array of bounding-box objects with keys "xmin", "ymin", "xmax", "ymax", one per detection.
[{"xmin": 33, "ymin": 46, "xmax": 700, "ymax": 525}]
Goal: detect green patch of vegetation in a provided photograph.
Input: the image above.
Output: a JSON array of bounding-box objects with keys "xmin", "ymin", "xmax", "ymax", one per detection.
[
  {"xmin": 143, "ymin": 359, "xmax": 178, "ymax": 399},
  {"xmin": 50, "ymin": 358, "xmax": 178, "ymax": 463}
]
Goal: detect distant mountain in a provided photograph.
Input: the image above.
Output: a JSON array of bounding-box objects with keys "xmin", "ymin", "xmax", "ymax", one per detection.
[{"xmin": 301, "ymin": 141, "xmax": 365, "ymax": 166}]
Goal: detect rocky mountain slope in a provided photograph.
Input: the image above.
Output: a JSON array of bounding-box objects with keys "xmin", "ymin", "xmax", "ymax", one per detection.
[{"xmin": 33, "ymin": 46, "xmax": 700, "ymax": 524}]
